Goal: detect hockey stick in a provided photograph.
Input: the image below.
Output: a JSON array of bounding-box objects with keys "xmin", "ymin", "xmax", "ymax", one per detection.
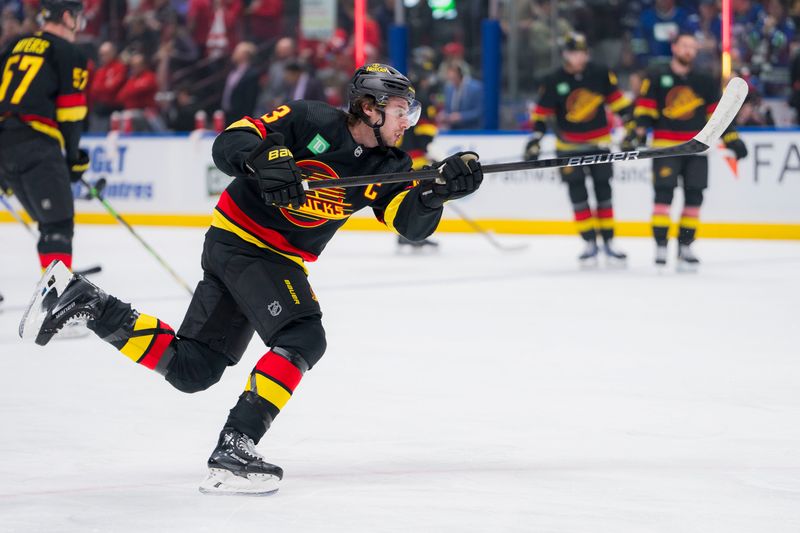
[
  {"xmin": 447, "ymin": 203, "xmax": 529, "ymax": 252},
  {"xmin": 80, "ymin": 178, "xmax": 195, "ymax": 297},
  {"xmin": 302, "ymin": 77, "xmax": 748, "ymax": 191},
  {"xmin": 0, "ymin": 191, "xmax": 36, "ymax": 236}
]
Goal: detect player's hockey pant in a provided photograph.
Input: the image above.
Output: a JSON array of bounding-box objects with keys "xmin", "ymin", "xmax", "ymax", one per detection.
[
  {"xmin": 560, "ymin": 153, "xmax": 615, "ymax": 242},
  {"xmin": 89, "ymin": 295, "xmax": 326, "ymax": 444},
  {"xmin": 652, "ymin": 156, "xmax": 707, "ymax": 246}
]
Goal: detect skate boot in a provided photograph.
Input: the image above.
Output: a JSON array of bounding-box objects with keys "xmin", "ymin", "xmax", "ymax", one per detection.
[
  {"xmin": 602, "ymin": 239, "xmax": 627, "ymax": 266},
  {"xmin": 397, "ymin": 235, "xmax": 439, "ymax": 254},
  {"xmin": 199, "ymin": 428, "xmax": 283, "ymax": 496},
  {"xmin": 677, "ymin": 243, "xmax": 700, "ymax": 272},
  {"xmin": 578, "ymin": 240, "xmax": 599, "ymax": 268},
  {"xmin": 19, "ymin": 260, "xmax": 108, "ymax": 345},
  {"xmin": 654, "ymin": 244, "xmax": 668, "ymax": 268}
]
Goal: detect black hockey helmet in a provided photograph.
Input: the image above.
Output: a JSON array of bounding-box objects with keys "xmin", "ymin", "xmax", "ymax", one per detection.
[
  {"xmin": 347, "ymin": 63, "xmax": 420, "ymax": 148},
  {"xmin": 347, "ymin": 63, "xmax": 416, "ymax": 111},
  {"xmin": 40, "ymin": 0, "xmax": 83, "ymax": 23}
]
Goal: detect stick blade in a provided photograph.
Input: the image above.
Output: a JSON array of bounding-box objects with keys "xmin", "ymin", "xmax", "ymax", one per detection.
[{"xmin": 694, "ymin": 77, "xmax": 748, "ymax": 148}]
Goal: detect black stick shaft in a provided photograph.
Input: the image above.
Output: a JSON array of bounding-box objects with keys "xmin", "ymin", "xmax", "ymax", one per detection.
[{"xmin": 304, "ymin": 140, "xmax": 708, "ymax": 191}]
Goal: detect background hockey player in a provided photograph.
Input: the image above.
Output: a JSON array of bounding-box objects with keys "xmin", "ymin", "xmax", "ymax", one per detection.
[
  {"xmin": 20, "ymin": 64, "xmax": 483, "ymax": 496},
  {"xmin": 627, "ymin": 31, "xmax": 748, "ymax": 270},
  {"xmin": 524, "ymin": 33, "xmax": 633, "ymax": 266},
  {"xmin": 0, "ymin": 0, "xmax": 90, "ymax": 272}
]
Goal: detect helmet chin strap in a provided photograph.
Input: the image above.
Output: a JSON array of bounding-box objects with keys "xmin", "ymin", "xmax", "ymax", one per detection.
[{"xmin": 358, "ymin": 109, "xmax": 387, "ymax": 149}]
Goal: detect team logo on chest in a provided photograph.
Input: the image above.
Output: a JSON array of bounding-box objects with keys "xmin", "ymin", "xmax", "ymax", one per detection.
[
  {"xmin": 565, "ymin": 88, "xmax": 604, "ymax": 123},
  {"xmin": 279, "ymin": 160, "xmax": 352, "ymax": 228},
  {"xmin": 663, "ymin": 86, "xmax": 704, "ymax": 120}
]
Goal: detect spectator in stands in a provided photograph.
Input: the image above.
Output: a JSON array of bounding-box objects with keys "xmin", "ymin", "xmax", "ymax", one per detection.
[
  {"xmin": 117, "ymin": 52, "xmax": 158, "ymax": 112},
  {"xmin": 0, "ymin": 4, "xmax": 24, "ymax": 49},
  {"xmin": 632, "ymin": 0, "xmax": 695, "ymax": 66},
  {"xmin": 166, "ymin": 86, "xmax": 202, "ymax": 131},
  {"xmin": 221, "ymin": 41, "xmax": 259, "ymax": 122},
  {"xmin": 187, "ymin": 0, "xmax": 213, "ymax": 55},
  {"xmin": 245, "ymin": 0, "xmax": 282, "ymax": 42},
  {"xmin": 753, "ymin": 0, "xmax": 796, "ymax": 96},
  {"xmin": 89, "ymin": 41, "xmax": 127, "ymax": 132},
  {"xmin": 687, "ymin": 0, "xmax": 722, "ymax": 77},
  {"xmin": 256, "ymin": 36, "xmax": 295, "ymax": 113},
  {"xmin": 438, "ymin": 61, "xmax": 484, "ymax": 130},
  {"xmin": 521, "ymin": 0, "xmax": 574, "ymax": 78},
  {"xmin": 154, "ymin": 20, "xmax": 199, "ymax": 89},
  {"xmin": 735, "ymin": 91, "xmax": 776, "ymax": 127},
  {"xmin": 281, "ymin": 61, "xmax": 326, "ymax": 103},
  {"xmin": 123, "ymin": 13, "xmax": 160, "ymax": 57}
]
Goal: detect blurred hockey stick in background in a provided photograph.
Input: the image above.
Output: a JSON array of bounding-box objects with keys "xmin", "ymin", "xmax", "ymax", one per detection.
[
  {"xmin": 80, "ymin": 178, "xmax": 194, "ymax": 296},
  {"xmin": 304, "ymin": 77, "xmax": 748, "ymax": 191},
  {"xmin": 447, "ymin": 203, "xmax": 529, "ymax": 252},
  {"xmin": 0, "ymin": 190, "xmax": 36, "ymax": 236}
]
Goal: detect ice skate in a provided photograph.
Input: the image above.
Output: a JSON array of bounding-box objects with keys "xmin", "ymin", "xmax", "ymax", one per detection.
[
  {"xmin": 677, "ymin": 243, "xmax": 700, "ymax": 273},
  {"xmin": 199, "ymin": 428, "xmax": 283, "ymax": 496},
  {"xmin": 397, "ymin": 235, "xmax": 440, "ymax": 255},
  {"xmin": 578, "ymin": 240, "xmax": 599, "ymax": 268},
  {"xmin": 654, "ymin": 244, "xmax": 668, "ymax": 268},
  {"xmin": 602, "ymin": 239, "xmax": 627, "ymax": 267},
  {"xmin": 19, "ymin": 260, "xmax": 108, "ymax": 345}
]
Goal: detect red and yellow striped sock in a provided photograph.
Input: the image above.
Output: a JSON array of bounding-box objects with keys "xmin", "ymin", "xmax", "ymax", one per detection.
[
  {"xmin": 245, "ymin": 350, "xmax": 304, "ymax": 415},
  {"xmin": 39, "ymin": 252, "xmax": 72, "ymax": 271},
  {"xmin": 108, "ymin": 313, "xmax": 176, "ymax": 374}
]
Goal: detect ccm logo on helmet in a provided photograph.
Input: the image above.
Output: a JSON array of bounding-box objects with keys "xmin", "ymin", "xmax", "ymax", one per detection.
[
  {"xmin": 268, "ymin": 148, "xmax": 292, "ymax": 161},
  {"xmin": 567, "ymin": 151, "xmax": 639, "ymax": 166}
]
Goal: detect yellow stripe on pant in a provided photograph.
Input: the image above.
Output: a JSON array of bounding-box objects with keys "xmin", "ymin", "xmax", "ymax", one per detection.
[{"xmin": 119, "ymin": 314, "xmax": 158, "ymax": 363}]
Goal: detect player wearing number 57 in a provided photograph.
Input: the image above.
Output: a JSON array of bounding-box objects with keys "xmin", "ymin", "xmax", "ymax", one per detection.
[{"xmin": 0, "ymin": 0, "xmax": 90, "ymax": 273}]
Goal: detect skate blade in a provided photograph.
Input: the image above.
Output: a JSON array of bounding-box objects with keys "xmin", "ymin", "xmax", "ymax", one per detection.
[
  {"xmin": 198, "ymin": 468, "xmax": 280, "ymax": 496},
  {"xmin": 604, "ymin": 256, "xmax": 628, "ymax": 269},
  {"xmin": 578, "ymin": 257, "xmax": 599, "ymax": 269},
  {"xmin": 52, "ymin": 321, "xmax": 91, "ymax": 340},
  {"xmin": 19, "ymin": 261, "xmax": 74, "ymax": 343},
  {"xmin": 676, "ymin": 261, "xmax": 699, "ymax": 273}
]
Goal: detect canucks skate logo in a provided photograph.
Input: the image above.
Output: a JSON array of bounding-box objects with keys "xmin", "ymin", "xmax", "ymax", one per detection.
[
  {"xmin": 280, "ymin": 160, "xmax": 353, "ymax": 228},
  {"xmin": 565, "ymin": 88, "xmax": 604, "ymax": 123},
  {"xmin": 267, "ymin": 301, "xmax": 282, "ymax": 317},
  {"xmin": 663, "ymin": 87, "xmax": 704, "ymax": 120}
]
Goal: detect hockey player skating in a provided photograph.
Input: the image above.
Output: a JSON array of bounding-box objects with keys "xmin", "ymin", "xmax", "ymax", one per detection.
[
  {"xmin": 19, "ymin": 64, "xmax": 483, "ymax": 495},
  {"xmin": 524, "ymin": 33, "xmax": 633, "ymax": 267},
  {"xmin": 0, "ymin": 0, "xmax": 90, "ymax": 272},
  {"xmin": 626, "ymin": 32, "xmax": 748, "ymax": 271}
]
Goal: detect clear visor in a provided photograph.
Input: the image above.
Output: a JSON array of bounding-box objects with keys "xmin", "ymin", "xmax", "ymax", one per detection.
[{"xmin": 384, "ymin": 99, "xmax": 422, "ymax": 129}]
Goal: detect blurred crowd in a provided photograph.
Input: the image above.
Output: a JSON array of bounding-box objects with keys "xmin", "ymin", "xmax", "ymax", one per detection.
[{"xmin": 1, "ymin": 0, "xmax": 798, "ymax": 131}]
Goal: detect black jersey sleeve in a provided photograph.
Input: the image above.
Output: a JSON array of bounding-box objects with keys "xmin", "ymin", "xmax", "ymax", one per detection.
[
  {"xmin": 604, "ymin": 69, "xmax": 634, "ymax": 123},
  {"xmin": 633, "ymin": 69, "xmax": 659, "ymax": 130},
  {"xmin": 531, "ymin": 74, "xmax": 556, "ymax": 135},
  {"xmin": 372, "ymin": 167, "xmax": 443, "ymax": 242},
  {"xmin": 54, "ymin": 42, "xmax": 89, "ymax": 165},
  {"xmin": 212, "ymin": 101, "xmax": 310, "ymax": 177}
]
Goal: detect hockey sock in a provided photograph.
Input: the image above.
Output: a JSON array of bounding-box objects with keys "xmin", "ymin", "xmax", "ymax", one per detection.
[
  {"xmin": 596, "ymin": 200, "xmax": 615, "ymax": 242},
  {"xmin": 572, "ymin": 201, "xmax": 597, "ymax": 242},
  {"xmin": 37, "ymin": 220, "xmax": 74, "ymax": 270},
  {"xmin": 91, "ymin": 296, "xmax": 176, "ymax": 375},
  {"xmin": 679, "ymin": 190, "xmax": 703, "ymax": 245},
  {"xmin": 225, "ymin": 348, "xmax": 307, "ymax": 443},
  {"xmin": 652, "ymin": 189, "xmax": 674, "ymax": 246}
]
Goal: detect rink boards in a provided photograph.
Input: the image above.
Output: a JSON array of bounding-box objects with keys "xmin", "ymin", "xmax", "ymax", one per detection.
[{"xmin": 1, "ymin": 129, "xmax": 798, "ymax": 239}]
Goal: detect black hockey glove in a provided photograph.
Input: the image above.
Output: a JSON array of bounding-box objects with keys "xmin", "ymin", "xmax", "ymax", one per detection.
[
  {"xmin": 723, "ymin": 133, "xmax": 748, "ymax": 160},
  {"xmin": 419, "ymin": 151, "xmax": 483, "ymax": 209},
  {"xmin": 68, "ymin": 149, "xmax": 90, "ymax": 183},
  {"xmin": 244, "ymin": 132, "xmax": 307, "ymax": 209},
  {"xmin": 523, "ymin": 133, "xmax": 542, "ymax": 161}
]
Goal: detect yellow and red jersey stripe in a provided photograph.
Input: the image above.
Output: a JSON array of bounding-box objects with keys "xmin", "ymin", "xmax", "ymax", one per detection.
[
  {"xmin": 531, "ymin": 104, "xmax": 555, "ymax": 123},
  {"xmin": 651, "ymin": 129, "xmax": 698, "ymax": 147},
  {"xmin": 211, "ymin": 190, "xmax": 317, "ymax": 270},
  {"xmin": 17, "ymin": 113, "xmax": 64, "ymax": 148},
  {"xmin": 634, "ymin": 97, "xmax": 659, "ymax": 119},
  {"xmin": 55, "ymin": 93, "xmax": 87, "ymax": 122},
  {"xmin": 606, "ymin": 90, "xmax": 632, "ymax": 113}
]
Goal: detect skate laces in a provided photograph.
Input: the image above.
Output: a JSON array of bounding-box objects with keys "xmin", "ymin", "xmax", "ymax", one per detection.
[{"xmin": 236, "ymin": 434, "xmax": 265, "ymax": 461}]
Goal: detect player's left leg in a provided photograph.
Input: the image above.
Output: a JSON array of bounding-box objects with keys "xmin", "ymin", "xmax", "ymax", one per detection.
[
  {"xmin": 677, "ymin": 156, "xmax": 708, "ymax": 271},
  {"xmin": 590, "ymin": 161, "xmax": 626, "ymax": 263},
  {"xmin": 560, "ymin": 163, "xmax": 598, "ymax": 265}
]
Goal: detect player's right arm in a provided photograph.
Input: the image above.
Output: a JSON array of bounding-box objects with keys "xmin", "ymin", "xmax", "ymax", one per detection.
[
  {"xmin": 524, "ymin": 76, "xmax": 555, "ymax": 161},
  {"xmin": 624, "ymin": 70, "xmax": 658, "ymax": 149},
  {"xmin": 212, "ymin": 103, "xmax": 307, "ymax": 207}
]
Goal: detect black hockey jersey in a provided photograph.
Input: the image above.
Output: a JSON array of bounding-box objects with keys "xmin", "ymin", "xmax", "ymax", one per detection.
[
  {"xmin": 211, "ymin": 100, "xmax": 443, "ymax": 269},
  {"xmin": 0, "ymin": 31, "xmax": 88, "ymax": 164},
  {"xmin": 634, "ymin": 64, "xmax": 726, "ymax": 147},
  {"xmin": 531, "ymin": 63, "xmax": 632, "ymax": 151}
]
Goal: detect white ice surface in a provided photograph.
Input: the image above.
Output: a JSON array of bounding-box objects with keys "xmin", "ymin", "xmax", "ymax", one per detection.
[{"xmin": 1, "ymin": 225, "xmax": 799, "ymax": 533}]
